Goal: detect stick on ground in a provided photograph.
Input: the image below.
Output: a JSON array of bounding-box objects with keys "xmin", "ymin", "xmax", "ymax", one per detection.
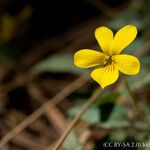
[{"xmin": 0, "ymin": 73, "xmax": 89, "ymax": 149}]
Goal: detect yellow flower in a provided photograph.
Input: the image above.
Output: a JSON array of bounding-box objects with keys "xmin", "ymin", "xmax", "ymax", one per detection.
[{"xmin": 74, "ymin": 25, "xmax": 140, "ymax": 89}]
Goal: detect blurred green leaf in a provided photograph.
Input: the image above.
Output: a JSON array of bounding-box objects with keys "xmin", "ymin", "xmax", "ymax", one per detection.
[
  {"xmin": 68, "ymin": 102, "xmax": 100, "ymax": 124},
  {"xmin": 32, "ymin": 53, "xmax": 85, "ymax": 75},
  {"xmin": 68, "ymin": 91, "xmax": 120, "ymax": 124},
  {"xmin": 108, "ymin": 10, "xmax": 142, "ymax": 30},
  {"xmin": 95, "ymin": 90, "xmax": 120, "ymax": 106},
  {"xmin": 95, "ymin": 91, "xmax": 120, "ymax": 122},
  {"xmin": 108, "ymin": 0, "xmax": 150, "ymax": 30},
  {"xmin": 123, "ymin": 38, "xmax": 143, "ymax": 55},
  {"xmin": 64, "ymin": 131, "xmax": 83, "ymax": 150},
  {"xmin": 99, "ymin": 103, "xmax": 115, "ymax": 122},
  {"xmin": 109, "ymin": 122, "xmax": 149, "ymax": 144},
  {"xmin": 109, "ymin": 130, "xmax": 126, "ymax": 141},
  {"xmin": 143, "ymin": 135, "xmax": 150, "ymax": 150},
  {"xmin": 141, "ymin": 102, "xmax": 150, "ymax": 116},
  {"xmin": 99, "ymin": 104, "xmax": 130, "ymax": 128}
]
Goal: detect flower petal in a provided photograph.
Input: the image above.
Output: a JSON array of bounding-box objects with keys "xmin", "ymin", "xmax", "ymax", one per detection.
[
  {"xmin": 111, "ymin": 25, "xmax": 137, "ymax": 55},
  {"xmin": 90, "ymin": 63, "xmax": 119, "ymax": 89},
  {"xmin": 95, "ymin": 26, "xmax": 113, "ymax": 55},
  {"xmin": 74, "ymin": 49, "xmax": 109, "ymax": 68},
  {"xmin": 112, "ymin": 54, "xmax": 140, "ymax": 75}
]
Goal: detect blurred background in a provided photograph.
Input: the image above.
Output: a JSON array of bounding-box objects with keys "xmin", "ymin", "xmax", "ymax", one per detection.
[{"xmin": 0, "ymin": 0, "xmax": 150, "ymax": 149}]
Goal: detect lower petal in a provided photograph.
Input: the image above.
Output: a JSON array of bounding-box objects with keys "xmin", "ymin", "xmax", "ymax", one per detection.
[
  {"xmin": 74, "ymin": 49, "xmax": 108, "ymax": 68},
  {"xmin": 90, "ymin": 64, "xmax": 119, "ymax": 89},
  {"xmin": 112, "ymin": 54, "xmax": 140, "ymax": 75}
]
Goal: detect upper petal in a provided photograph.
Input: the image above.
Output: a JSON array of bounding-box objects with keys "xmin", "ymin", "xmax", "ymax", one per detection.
[
  {"xmin": 90, "ymin": 63, "xmax": 119, "ymax": 89},
  {"xmin": 95, "ymin": 26, "xmax": 113, "ymax": 56},
  {"xmin": 112, "ymin": 54, "xmax": 140, "ymax": 75},
  {"xmin": 111, "ymin": 25, "xmax": 137, "ymax": 55},
  {"xmin": 74, "ymin": 49, "xmax": 109, "ymax": 68}
]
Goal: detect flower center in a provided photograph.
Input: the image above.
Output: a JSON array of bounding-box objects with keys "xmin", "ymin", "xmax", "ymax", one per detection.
[{"xmin": 104, "ymin": 56, "xmax": 113, "ymax": 66}]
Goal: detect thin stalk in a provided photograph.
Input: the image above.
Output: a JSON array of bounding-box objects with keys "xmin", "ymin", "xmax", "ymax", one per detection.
[{"xmin": 52, "ymin": 88, "xmax": 101, "ymax": 150}]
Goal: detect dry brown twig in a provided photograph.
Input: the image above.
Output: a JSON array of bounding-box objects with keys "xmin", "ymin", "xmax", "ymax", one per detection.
[
  {"xmin": 51, "ymin": 88, "xmax": 102, "ymax": 150},
  {"xmin": 0, "ymin": 73, "xmax": 90, "ymax": 149},
  {"xmin": 12, "ymin": 132, "xmax": 47, "ymax": 150}
]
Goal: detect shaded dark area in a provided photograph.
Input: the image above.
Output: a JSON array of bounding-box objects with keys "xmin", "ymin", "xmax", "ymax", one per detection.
[{"xmin": 3, "ymin": 0, "xmax": 101, "ymax": 52}]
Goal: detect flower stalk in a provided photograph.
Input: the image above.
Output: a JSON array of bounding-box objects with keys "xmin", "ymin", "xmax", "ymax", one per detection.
[{"xmin": 52, "ymin": 88, "xmax": 101, "ymax": 150}]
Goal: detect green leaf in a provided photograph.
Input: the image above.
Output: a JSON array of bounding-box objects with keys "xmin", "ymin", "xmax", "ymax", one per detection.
[
  {"xmin": 95, "ymin": 91, "xmax": 120, "ymax": 122},
  {"xmin": 32, "ymin": 53, "xmax": 85, "ymax": 75},
  {"xmin": 108, "ymin": 10, "xmax": 142, "ymax": 30},
  {"xmin": 64, "ymin": 131, "xmax": 83, "ymax": 150},
  {"xmin": 95, "ymin": 90, "xmax": 120, "ymax": 106},
  {"xmin": 99, "ymin": 104, "xmax": 130, "ymax": 128},
  {"xmin": 99, "ymin": 103, "xmax": 115, "ymax": 122},
  {"xmin": 68, "ymin": 91, "xmax": 120, "ymax": 125},
  {"xmin": 109, "ymin": 130, "xmax": 126, "ymax": 141},
  {"xmin": 68, "ymin": 102, "xmax": 100, "ymax": 124},
  {"xmin": 143, "ymin": 135, "xmax": 150, "ymax": 150},
  {"xmin": 123, "ymin": 38, "xmax": 143, "ymax": 55}
]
